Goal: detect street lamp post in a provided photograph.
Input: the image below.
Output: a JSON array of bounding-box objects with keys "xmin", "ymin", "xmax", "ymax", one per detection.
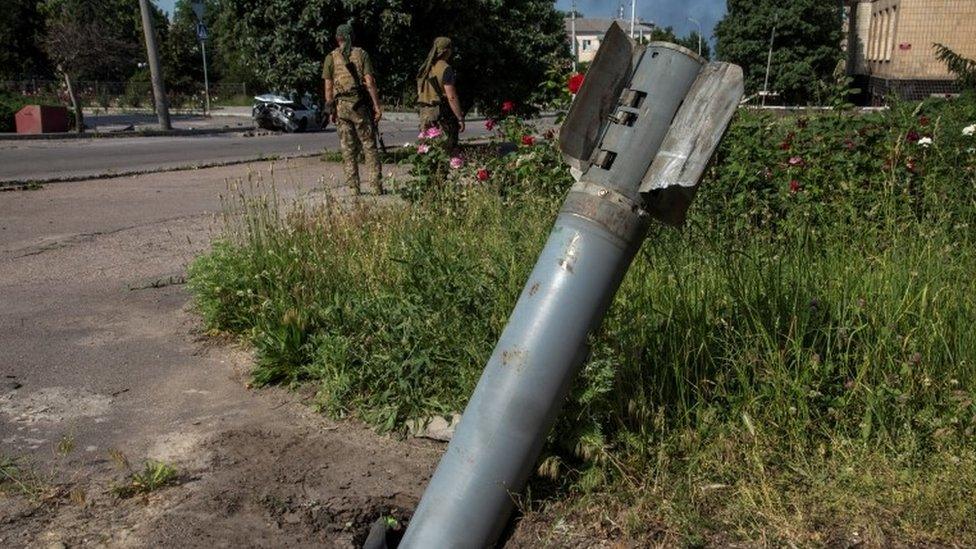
[
  {"xmin": 571, "ymin": 0, "xmax": 578, "ymax": 71},
  {"xmin": 688, "ymin": 17, "xmax": 702, "ymax": 56},
  {"xmin": 762, "ymin": 26, "xmax": 777, "ymax": 106}
]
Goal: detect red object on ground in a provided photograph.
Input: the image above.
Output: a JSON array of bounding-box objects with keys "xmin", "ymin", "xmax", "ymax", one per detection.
[{"xmin": 15, "ymin": 105, "xmax": 70, "ymax": 134}]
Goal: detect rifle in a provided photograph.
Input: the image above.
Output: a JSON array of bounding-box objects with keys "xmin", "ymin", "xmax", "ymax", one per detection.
[{"xmin": 344, "ymin": 56, "xmax": 386, "ymax": 154}]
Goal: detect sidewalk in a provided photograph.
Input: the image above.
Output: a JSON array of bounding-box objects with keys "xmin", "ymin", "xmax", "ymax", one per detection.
[{"xmin": 0, "ymin": 112, "xmax": 255, "ymax": 140}]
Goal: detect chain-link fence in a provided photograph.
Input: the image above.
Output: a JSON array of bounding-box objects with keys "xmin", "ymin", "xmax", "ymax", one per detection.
[{"xmin": 0, "ymin": 80, "xmax": 250, "ymax": 111}]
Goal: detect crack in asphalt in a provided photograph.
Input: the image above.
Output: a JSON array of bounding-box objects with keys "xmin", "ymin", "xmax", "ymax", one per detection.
[{"xmin": 2, "ymin": 213, "xmax": 212, "ymax": 260}]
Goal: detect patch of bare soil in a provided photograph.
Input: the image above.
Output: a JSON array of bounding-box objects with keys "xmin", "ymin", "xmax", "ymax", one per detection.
[{"xmin": 1, "ymin": 399, "xmax": 443, "ymax": 548}]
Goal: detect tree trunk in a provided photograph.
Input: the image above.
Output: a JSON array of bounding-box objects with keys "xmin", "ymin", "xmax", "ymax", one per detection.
[{"xmin": 62, "ymin": 70, "xmax": 84, "ymax": 134}]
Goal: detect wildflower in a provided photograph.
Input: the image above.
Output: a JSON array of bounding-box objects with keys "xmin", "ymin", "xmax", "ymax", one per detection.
[
  {"xmin": 567, "ymin": 73, "xmax": 585, "ymax": 94},
  {"xmin": 906, "ymin": 130, "xmax": 920, "ymax": 143},
  {"xmin": 779, "ymin": 140, "xmax": 791, "ymax": 151},
  {"xmin": 919, "ymin": 115, "xmax": 930, "ymax": 126},
  {"xmin": 521, "ymin": 135, "xmax": 535, "ymax": 146},
  {"xmin": 417, "ymin": 143, "xmax": 430, "ymax": 154},
  {"xmin": 485, "ymin": 118, "xmax": 496, "ymax": 131},
  {"xmin": 789, "ymin": 179, "xmax": 801, "ymax": 193},
  {"xmin": 788, "ymin": 156, "xmax": 804, "ymax": 167},
  {"xmin": 476, "ymin": 168, "xmax": 490, "ymax": 181},
  {"xmin": 424, "ymin": 127, "xmax": 443, "ymax": 139},
  {"xmin": 844, "ymin": 138, "xmax": 856, "ymax": 151},
  {"xmin": 502, "ymin": 100, "xmax": 515, "ymax": 114},
  {"xmin": 450, "ymin": 156, "xmax": 464, "ymax": 169},
  {"xmin": 963, "ymin": 124, "xmax": 976, "ymax": 136},
  {"xmin": 917, "ymin": 136, "xmax": 933, "ymax": 147}
]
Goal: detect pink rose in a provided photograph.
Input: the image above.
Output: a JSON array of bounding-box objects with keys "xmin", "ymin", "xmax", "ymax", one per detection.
[
  {"xmin": 425, "ymin": 127, "xmax": 443, "ymax": 139},
  {"xmin": 450, "ymin": 156, "xmax": 464, "ymax": 169},
  {"xmin": 417, "ymin": 144, "xmax": 430, "ymax": 154}
]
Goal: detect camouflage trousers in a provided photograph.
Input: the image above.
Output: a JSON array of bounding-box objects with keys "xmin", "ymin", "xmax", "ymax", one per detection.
[
  {"xmin": 419, "ymin": 103, "xmax": 459, "ymax": 153},
  {"xmin": 335, "ymin": 99, "xmax": 382, "ymax": 194}
]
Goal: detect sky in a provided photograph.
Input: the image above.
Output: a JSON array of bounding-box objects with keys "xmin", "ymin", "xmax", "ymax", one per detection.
[
  {"xmin": 157, "ymin": 0, "xmax": 177, "ymax": 17},
  {"xmin": 555, "ymin": 0, "xmax": 726, "ymax": 40},
  {"xmin": 156, "ymin": 0, "xmax": 727, "ymax": 41}
]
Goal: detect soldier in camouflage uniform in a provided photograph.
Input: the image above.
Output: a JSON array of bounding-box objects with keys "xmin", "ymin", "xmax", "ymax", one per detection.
[
  {"xmin": 323, "ymin": 21, "xmax": 383, "ymax": 195},
  {"xmin": 417, "ymin": 37, "xmax": 465, "ymax": 153}
]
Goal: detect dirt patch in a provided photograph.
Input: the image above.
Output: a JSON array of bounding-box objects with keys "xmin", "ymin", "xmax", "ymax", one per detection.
[
  {"xmin": 0, "ymin": 386, "xmax": 112, "ymax": 426},
  {"xmin": 0, "ymin": 405, "xmax": 443, "ymax": 548}
]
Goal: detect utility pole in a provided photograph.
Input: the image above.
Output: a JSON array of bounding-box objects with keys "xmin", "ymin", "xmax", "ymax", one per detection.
[
  {"xmin": 630, "ymin": 0, "xmax": 636, "ymax": 38},
  {"xmin": 138, "ymin": 0, "xmax": 171, "ymax": 130},
  {"xmin": 762, "ymin": 26, "xmax": 776, "ymax": 106},
  {"xmin": 571, "ymin": 0, "xmax": 578, "ymax": 71},
  {"xmin": 688, "ymin": 17, "xmax": 702, "ymax": 56}
]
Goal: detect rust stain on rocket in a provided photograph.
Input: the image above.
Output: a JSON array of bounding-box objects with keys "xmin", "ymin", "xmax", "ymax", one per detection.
[{"xmin": 500, "ymin": 347, "xmax": 527, "ymax": 371}]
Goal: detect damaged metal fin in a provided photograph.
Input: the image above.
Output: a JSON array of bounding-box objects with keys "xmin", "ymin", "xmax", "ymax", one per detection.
[
  {"xmin": 559, "ymin": 22, "xmax": 635, "ymax": 172},
  {"xmin": 639, "ymin": 62, "xmax": 744, "ymax": 226}
]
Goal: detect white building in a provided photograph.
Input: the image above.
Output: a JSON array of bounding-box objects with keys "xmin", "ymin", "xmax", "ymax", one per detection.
[{"xmin": 565, "ymin": 18, "xmax": 657, "ymax": 63}]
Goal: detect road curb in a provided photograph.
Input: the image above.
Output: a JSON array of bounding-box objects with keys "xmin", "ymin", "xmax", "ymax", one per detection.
[
  {"xmin": 0, "ymin": 125, "xmax": 256, "ymax": 142},
  {"xmin": 0, "ymin": 151, "xmax": 322, "ymax": 189}
]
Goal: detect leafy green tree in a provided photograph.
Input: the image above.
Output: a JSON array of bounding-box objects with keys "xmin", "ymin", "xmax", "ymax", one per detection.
[
  {"xmin": 934, "ymin": 43, "xmax": 976, "ymax": 91},
  {"xmin": 42, "ymin": 0, "xmax": 152, "ymax": 131},
  {"xmin": 715, "ymin": 0, "xmax": 843, "ymax": 104},
  {"xmin": 0, "ymin": 0, "xmax": 52, "ymax": 80},
  {"xmin": 648, "ymin": 26, "xmax": 712, "ymax": 61},
  {"xmin": 216, "ymin": 0, "xmax": 568, "ymax": 112}
]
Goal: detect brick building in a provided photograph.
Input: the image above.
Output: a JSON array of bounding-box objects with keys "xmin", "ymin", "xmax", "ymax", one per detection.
[{"xmin": 845, "ymin": 0, "xmax": 976, "ymax": 103}]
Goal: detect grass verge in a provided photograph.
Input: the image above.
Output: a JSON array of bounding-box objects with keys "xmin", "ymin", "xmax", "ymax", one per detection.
[{"xmin": 189, "ymin": 96, "xmax": 976, "ymax": 545}]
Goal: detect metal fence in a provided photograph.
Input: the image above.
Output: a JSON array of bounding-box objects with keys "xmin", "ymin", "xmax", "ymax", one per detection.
[{"xmin": 0, "ymin": 80, "xmax": 250, "ymax": 110}]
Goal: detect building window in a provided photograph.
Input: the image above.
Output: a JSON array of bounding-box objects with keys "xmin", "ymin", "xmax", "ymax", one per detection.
[
  {"xmin": 885, "ymin": 6, "xmax": 898, "ymax": 62},
  {"xmin": 581, "ymin": 39, "xmax": 592, "ymax": 51}
]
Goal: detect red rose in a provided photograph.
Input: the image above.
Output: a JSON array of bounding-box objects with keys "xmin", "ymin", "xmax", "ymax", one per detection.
[
  {"xmin": 521, "ymin": 135, "xmax": 535, "ymax": 146},
  {"xmin": 476, "ymin": 168, "xmax": 490, "ymax": 181},
  {"xmin": 567, "ymin": 73, "xmax": 585, "ymax": 94},
  {"xmin": 906, "ymin": 130, "xmax": 920, "ymax": 143},
  {"xmin": 919, "ymin": 115, "xmax": 930, "ymax": 126},
  {"xmin": 844, "ymin": 138, "xmax": 856, "ymax": 150},
  {"xmin": 779, "ymin": 140, "xmax": 792, "ymax": 151},
  {"xmin": 502, "ymin": 101, "xmax": 515, "ymax": 114},
  {"xmin": 789, "ymin": 179, "xmax": 801, "ymax": 193},
  {"xmin": 485, "ymin": 118, "xmax": 496, "ymax": 131}
]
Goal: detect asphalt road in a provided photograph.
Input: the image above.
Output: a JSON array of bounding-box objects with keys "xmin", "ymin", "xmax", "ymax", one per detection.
[{"xmin": 0, "ymin": 118, "xmax": 487, "ymax": 184}]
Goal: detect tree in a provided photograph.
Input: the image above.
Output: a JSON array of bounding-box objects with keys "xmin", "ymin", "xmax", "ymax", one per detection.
[
  {"xmin": 648, "ymin": 26, "xmax": 712, "ymax": 61},
  {"xmin": 715, "ymin": 0, "xmax": 843, "ymax": 104},
  {"xmin": 0, "ymin": 1, "xmax": 52, "ymax": 80},
  {"xmin": 216, "ymin": 0, "xmax": 568, "ymax": 112},
  {"xmin": 42, "ymin": 0, "xmax": 144, "ymax": 132},
  {"xmin": 934, "ymin": 43, "xmax": 976, "ymax": 92}
]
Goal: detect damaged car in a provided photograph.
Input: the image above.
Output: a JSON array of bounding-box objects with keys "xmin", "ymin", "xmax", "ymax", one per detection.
[{"xmin": 252, "ymin": 94, "xmax": 322, "ymax": 132}]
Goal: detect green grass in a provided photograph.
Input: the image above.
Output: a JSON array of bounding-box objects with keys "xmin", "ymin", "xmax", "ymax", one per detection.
[
  {"xmin": 112, "ymin": 460, "xmax": 180, "ymax": 499},
  {"xmin": 189, "ymin": 96, "xmax": 976, "ymax": 545}
]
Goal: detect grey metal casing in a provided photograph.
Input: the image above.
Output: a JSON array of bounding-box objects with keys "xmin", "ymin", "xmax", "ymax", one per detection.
[{"xmin": 400, "ymin": 43, "xmax": 706, "ymax": 549}]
